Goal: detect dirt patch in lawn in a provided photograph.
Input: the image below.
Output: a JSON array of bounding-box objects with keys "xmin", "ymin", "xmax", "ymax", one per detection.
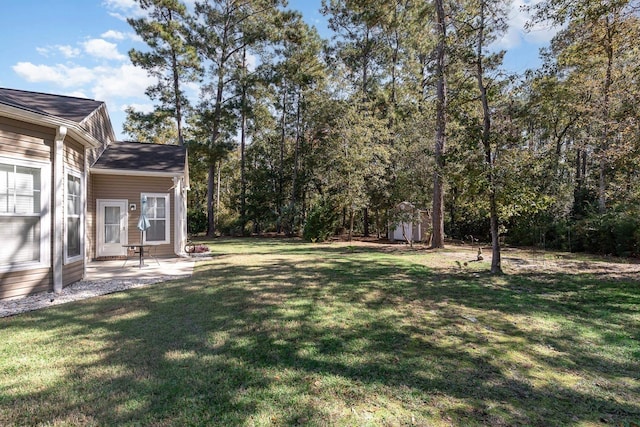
[{"xmin": 325, "ymin": 237, "xmax": 640, "ymax": 281}]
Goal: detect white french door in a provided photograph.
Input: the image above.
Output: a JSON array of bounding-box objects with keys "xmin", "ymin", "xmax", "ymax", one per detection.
[{"xmin": 96, "ymin": 199, "xmax": 128, "ymax": 257}]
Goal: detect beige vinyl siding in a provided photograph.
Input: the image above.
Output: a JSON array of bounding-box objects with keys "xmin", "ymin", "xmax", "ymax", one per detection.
[
  {"xmin": 64, "ymin": 138, "xmax": 84, "ymax": 171},
  {"xmin": 82, "ymin": 105, "xmax": 115, "ymax": 149},
  {"xmin": 63, "ymin": 261, "xmax": 83, "ymax": 287},
  {"xmin": 83, "ymin": 106, "xmax": 113, "ymax": 167},
  {"xmin": 0, "ymin": 268, "xmax": 51, "ymax": 300},
  {"xmin": 0, "ymin": 117, "xmax": 53, "ymax": 161},
  {"xmin": 92, "ymin": 174, "xmax": 177, "ymax": 258}
]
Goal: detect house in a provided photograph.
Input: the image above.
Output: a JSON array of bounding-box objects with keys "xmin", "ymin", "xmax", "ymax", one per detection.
[{"xmin": 0, "ymin": 88, "xmax": 189, "ymax": 300}]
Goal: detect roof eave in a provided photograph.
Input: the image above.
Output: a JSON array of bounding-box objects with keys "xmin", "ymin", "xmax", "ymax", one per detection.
[
  {"xmin": 0, "ymin": 102, "xmax": 102, "ymax": 148},
  {"xmin": 89, "ymin": 168, "xmax": 185, "ymax": 178}
]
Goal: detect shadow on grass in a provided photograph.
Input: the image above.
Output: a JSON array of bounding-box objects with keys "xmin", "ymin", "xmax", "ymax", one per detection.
[{"xmin": 1, "ymin": 242, "xmax": 639, "ymax": 426}]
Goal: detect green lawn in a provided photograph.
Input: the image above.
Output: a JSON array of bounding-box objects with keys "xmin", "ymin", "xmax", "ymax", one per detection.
[{"xmin": 1, "ymin": 238, "xmax": 639, "ymax": 426}]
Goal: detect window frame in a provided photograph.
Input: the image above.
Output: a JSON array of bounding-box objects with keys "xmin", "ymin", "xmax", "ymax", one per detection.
[
  {"xmin": 141, "ymin": 192, "xmax": 170, "ymax": 245},
  {"xmin": 0, "ymin": 156, "xmax": 51, "ymax": 273},
  {"xmin": 64, "ymin": 168, "xmax": 84, "ymax": 264}
]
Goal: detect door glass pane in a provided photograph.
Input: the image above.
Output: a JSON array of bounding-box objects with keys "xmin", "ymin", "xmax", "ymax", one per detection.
[
  {"xmin": 105, "ymin": 224, "xmax": 120, "ymax": 244},
  {"xmin": 104, "ymin": 206, "xmax": 121, "ymax": 244}
]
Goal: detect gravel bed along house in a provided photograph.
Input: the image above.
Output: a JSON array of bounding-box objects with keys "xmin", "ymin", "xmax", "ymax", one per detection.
[{"xmin": 0, "ymin": 276, "xmax": 186, "ymax": 318}]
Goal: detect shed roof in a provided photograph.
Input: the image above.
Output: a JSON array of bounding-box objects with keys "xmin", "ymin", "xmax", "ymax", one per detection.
[
  {"xmin": 0, "ymin": 87, "xmax": 104, "ymax": 123},
  {"xmin": 92, "ymin": 141, "xmax": 186, "ymax": 175}
]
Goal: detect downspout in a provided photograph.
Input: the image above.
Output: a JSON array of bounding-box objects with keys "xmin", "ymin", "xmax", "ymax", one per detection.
[
  {"xmin": 82, "ymin": 148, "xmax": 88, "ymax": 279},
  {"xmin": 53, "ymin": 126, "xmax": 67, "ymax": 293},
  {"xmin": 174, "ymin": 176, "xmax": 187, "ymax": 256}
]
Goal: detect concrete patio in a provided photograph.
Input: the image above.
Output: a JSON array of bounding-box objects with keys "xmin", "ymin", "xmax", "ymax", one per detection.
[{"xmin": 86, "ymin": 256, "xmax": 196, "ymax": 280}]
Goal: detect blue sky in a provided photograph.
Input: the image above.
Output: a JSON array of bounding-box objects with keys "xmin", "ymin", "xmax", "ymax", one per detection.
[{"xmin": 0, "ymin": 0, "xmax": 555, "ymax": 141}]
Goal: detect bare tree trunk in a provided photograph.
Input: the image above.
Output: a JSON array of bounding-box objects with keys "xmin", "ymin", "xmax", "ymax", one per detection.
[
  {"xmin": 207, "ymin": 161, "xmax": 216, "ymax": 236},
  {"xmin": 206, "ymin": 69, "xmax": 225, "ymax": 237},
  {"xmin": 475, "ymin": 0, "xmax": 501, "ymax": 274},
  {"xmin": 363, "ymin": 208, "xmax": 369, "ymax": 237},
  {"xmin": 432, "ymin": 0, "xmax": 447, "ymax": 249},
  {"xmin": 216, "ymin": 161, "xmax": 221, "ymax": 230},
  {"xmin": 349, "ymin": 209, "xmax": 354, "ymax": 242},
  {"xmin": 599, "ymin": 16, "xmax": 614, "ymax": 214},
  {"xmin": 240, "ymin": 48, "xmax": 247, "ymax": 233},
  {"xmin": 278, "ymin": 81, "xmax": 287, "ymax": 234},
  {"xmin": 288, "ymin": 89, "xmax": 301, "ymax": 235}
]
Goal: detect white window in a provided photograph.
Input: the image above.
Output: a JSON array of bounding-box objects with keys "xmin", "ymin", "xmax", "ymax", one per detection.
[
  {"xmin": 142, "ymin": 193, "xmax": 170, "ymax": 244},
  {"xmin": 65, "ymin": 170, "xmax": 83, "ymax": 262},
  {"xmin": 0, "ymin": 157, "xmax": 50, "ymax": 271}
]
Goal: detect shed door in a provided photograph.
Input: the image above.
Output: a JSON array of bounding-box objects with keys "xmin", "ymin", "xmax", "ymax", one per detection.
[{"xmin": 96, "ymin": 199, "xmax": 128, "ymax": 257}]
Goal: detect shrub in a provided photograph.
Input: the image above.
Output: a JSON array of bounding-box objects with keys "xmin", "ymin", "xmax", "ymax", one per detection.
[
  {"xmin": 572, "ymin": 211, "xmax": 640, "ymax": 257},
  {"xmin": 187, "ymin": 209, "xmax": 207, "ymax": 234},
  {"xmin": 303, "ymin": 199, "xmax": 340, "ymax": 242}
]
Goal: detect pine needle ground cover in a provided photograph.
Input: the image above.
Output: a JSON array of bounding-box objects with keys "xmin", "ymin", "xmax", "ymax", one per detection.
[{"xmin": 1, "ymin": 239, "xmax": 638, "ymax": 426}]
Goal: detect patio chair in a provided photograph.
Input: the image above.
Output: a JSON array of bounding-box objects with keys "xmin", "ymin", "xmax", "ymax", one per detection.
[
  {"xmin": 122, "ymin": 246, "xmax": 137, "ymax": 267},
  {"xmin": 146, "ymin": 244, "xmax": 161, "ymax": 266}
]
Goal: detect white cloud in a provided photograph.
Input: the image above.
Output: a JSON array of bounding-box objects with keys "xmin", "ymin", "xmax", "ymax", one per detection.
[
  {"xmin": 58, "ymin": 45, "xmax": 82, "ymax": 58},
  {"xmin": 103, "ymin": 0, "xmax": 145, "ymax": 19},
  {"xmin": 12, "ymin": 61, "xmax": 154, "ymax": 102},
  {"xmin": 101, "ymin": 30, "xmax": 126, "ymax": 40},
  {"xmin": 63, "ymin": 90, "xmax": 89, "ymax": 98},
  {"xmin": 122, "ymin": 102, "xmax": 155, "ymax": 114},
  {"xmin": 246, "ymin": 53, "xmax": 258, "ymax": 72},
  {"xmin": 493, "ymin": 0, "xmax": 558, "ymax": 50},
  {"xmin": 82, "ymin": 39, "xmax": 127, "ymax": 61},
  {"xmin": 103, "ymin": 0, "xmax": 138, "ymax": 8},
  {"xmin": 35, "ymin": 45, "xmax": 81, "ymax": 59},
  {"xmin": 101, "ymin": 30, "xmax": 143, "ymax": 43},
  {"xmin": 12, "ymin": 62, "xmax": 95, "ymax": 87},
  {"xmin": 91, "ymin": 64, "xmax": 155, "ymax": 100}
]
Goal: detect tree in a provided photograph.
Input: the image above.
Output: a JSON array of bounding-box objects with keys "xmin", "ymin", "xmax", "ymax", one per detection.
[
  {"xmin": 325, "ymin": 101, "xmax": 390, "ymax": 240},
  {"xmin": 431, "ymin": 0, "xmax": 448, "ymax": 248},
  {"xmin": 453, "ymin": 0, "xmax": 510, "ymax": 273},
  {"xmin": 193, "ymin": 0, "xmax": 287, "ymax": 236},
  {"xmin": 122, "ymin": 107, "xmax": 178, "ymax": 144},
  {"xmin": 128, "ymin": 0, "xmax": 200, "ymax": 145},
  {"xmin": 529, "ymin": 0, "xmax": 640, "ymax": 213}
]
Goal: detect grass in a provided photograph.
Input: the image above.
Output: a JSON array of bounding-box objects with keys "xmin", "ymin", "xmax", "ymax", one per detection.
[{"xmin": 1, "ymin": 238, "xmax": 639, "ymax": 426}]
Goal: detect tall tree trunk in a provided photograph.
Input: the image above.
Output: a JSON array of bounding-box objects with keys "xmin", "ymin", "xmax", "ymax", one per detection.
[
  {"xmin": 171, "ymin": 42, "xmax": 183, "ymax": 145},
  {"xmin": 363, "ymin": 208, "xmax": 369, "ymax": 237},
  {"xmin": 207, "ymin": 161, "xmax": 216, "ymax": 236},
  {"xmin": 431, "ymin": 0, "xmax": 447, "ymax": 249},
  {"xmin": 598, "ymin": 16, "xmax": 614, "ymax": 214},
  {"xmin": 216, "ymin": 160, "xmax": 221, "ymax": 229},
  {"xmin": 475, "ymin": 0, "xmax": 501, "ymax": 274},
  {"xmin": 278, "ymin": 81, "xmax": 287, "ymax": 234},
  {"xmin": 288, "ymin": 89, "xmax": 301, "ymax": 235},
  {"xmin": 240, "ymin": 48, "xmax": 248, "ymax": 233},
  {"xmin": 206, "ymin": 56, "xmax": 226, "ymax": 237},
  {"xmin": 349, "ymin": 209, "xmax": 354, "ymax": 242}
]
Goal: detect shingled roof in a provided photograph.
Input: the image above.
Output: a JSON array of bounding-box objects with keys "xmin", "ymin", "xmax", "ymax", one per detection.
[
  {"xmin": 92, "ymin": 141, "xmax": 186, "ymax": 175},
  {"xmin": 0, "ymin": 87, "xmax": 104, "ymax": 123}
]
